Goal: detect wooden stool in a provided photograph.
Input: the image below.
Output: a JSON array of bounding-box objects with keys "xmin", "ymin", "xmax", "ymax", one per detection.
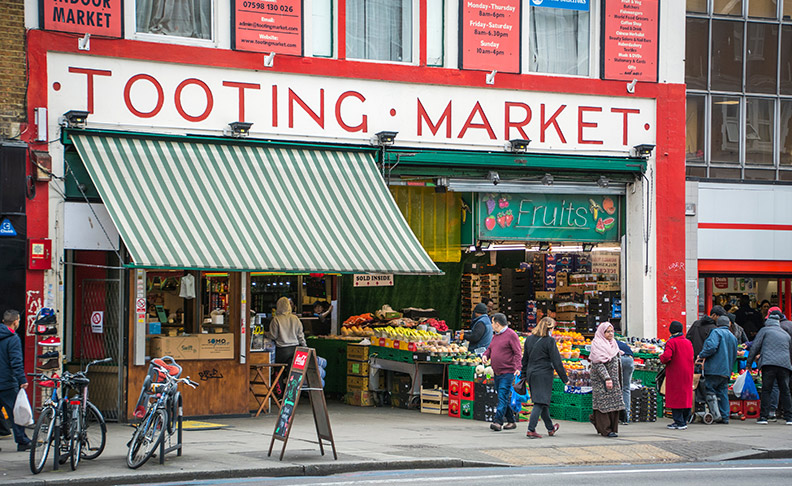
[{"xmin": 250, "ymin": 363, "xmax": 287, "ymax": 417}]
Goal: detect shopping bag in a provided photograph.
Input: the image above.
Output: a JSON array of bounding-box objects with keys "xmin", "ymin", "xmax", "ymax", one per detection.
[
  {"xmin": 13, "ymin": 389, "xmax": 33, "ymax": 426},
  {"xmin": 740, "ymin": 372, "xmax": 759, "ymax": 400},
  {"xmin": 511, "ymin": 373, "xmax": 530, "ymax": 414},
  {"xmin": 655, "ymin": 367, "xmax": 667, "ymax": 396},
  {"xmin": 732, "ymin": 371, "xmax": 747, "ymax": 397},
  {"xmin": 513, "ymin": 371, "xmax": 527, "ymax": 396}
]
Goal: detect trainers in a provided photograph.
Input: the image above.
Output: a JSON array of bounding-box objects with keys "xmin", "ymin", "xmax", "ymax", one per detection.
[
  {"xmin": 35, "ymin": 314, "xmax": 56, "ymax": 326},
  {"xmin": 667, "ymin": 423, "xmax": 679, "ymax": 429},
  {"xmin": 548, "ymin": 423, "xmax": 560, "ymax": 436},
  {"xmin": 502, "ymin": 422, "xmax": 517, "ymax": 430},
  {"xmin": 526, "ymin": 430, "xmax": 542, "ymax": 439},
  {"xmin": 37, "ymin": 351, "xmax": 59, "ymax": 359},
  {"xmin": 36, "ymin": 358, "xmax": 59, "ymax": 371},
  {"xmin": 769, "ymin": 413, "xmax": 778, "ymax": 422},
  {"xmin": 786, "ymin": 421, "xmax": 792, "ymax": 425},
  {"xmin": 757, "ymin": 419, "xmax": 769, "ymax": 425},
  {"xmin": 35, "ymin": 325, "xmax": 57, "ymax": 335},
  {"xmin": 676, "ymin": 424, "xmax": 688, "ymax": 430},
  {"xmin": 39, "ymin": 337, "xmax": 61, "ymax": 346},
  {"xmin": 490, "ymin": 423, "xmax": 503, "ymax": 431}
]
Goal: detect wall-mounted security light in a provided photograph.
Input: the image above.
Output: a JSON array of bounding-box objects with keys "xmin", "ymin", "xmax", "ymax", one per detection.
[
  {"xmin": 538, "ymin": 242, "xmax": 551, "ymax": 252},
  {"xmin": 626, "ymin": 78, "xmax": 637, "ymax": 94},
  {"xmin": 582, "ymin": 243, "xmax": 595, "ymax": 252},
  {"xmin": 78, "ymin": 33, "xmax": 90, "ymax": 51},
  {"xmin": 264, "ymin": 52, "xmax": 276, "ymax": 68},
  {"xmin": 633, "ymin": 144, "xmax": 655, "ymax": 159},
  {"xmin": 229, "ymin": 121, "xmax": 253, "ymax": 138},
  {"xmin": 541, "ymin": 173, "xmax": 554, "ymax": 186},
  {"xmin": 62, "ymin": 110, "xmax": 89, "ymax": 128},
  {"xmin": 486, "ymin": 70, "xmax": 497, "ymax": 85},
  {"xmin": 597, "ymin": 176, "xmax": 610, "ymax": 188},
  {"xmin": 375, "ymin": 131, "xmax": 398, "ymax": 146},
  {"xmin": 507, "ymin": 138, "xmax": 531, "ymax": 153},
  {"xmin": 434, "ymin": 177, "xmax": 449, "ymax": 193}
]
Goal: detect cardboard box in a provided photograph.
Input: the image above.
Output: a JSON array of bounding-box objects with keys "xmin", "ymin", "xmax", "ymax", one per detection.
[
  {"xmin": 347, "ymin": 375, "xmax": 370, "ymax": 390},
  {"xmin": 555, "ymin": 311, "xmax": 587, "ymax": 322},
  {"xmin": 346, "ymin": 390, "xmax": 376, "ymax": 407},
  {"xmin": 597, "ymin": 281, "xmax": 620, "ymax": 291},
  {"xmin": 347, "ymin": 360, "xmax": 369, "ymax": 376},
  {"xmin": 347, "ymin": 344, "xmax": 370, "ymax": 361},
  {"xmin": 150, "ymin": 335, "xmax": 200, "ymax": 360},
  {"xmin": 198, "ymin": 333, "xmax": 234, "ymax": 359},
  {"xmin": 535, "ymin": 291, "xmax": 554, "ymax": 300}
]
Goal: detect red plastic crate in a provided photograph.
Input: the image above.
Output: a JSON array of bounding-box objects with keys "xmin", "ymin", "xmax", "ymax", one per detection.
[
  {"xmin": 448, "ymin": 397, "xmax": 461, "ymax": 418},
  {"xmin": 460, "ymin": 380, "xmax": 475, "ymax": 400},
  {"xmin": 449, "ymin": 380, "xmax": 460, "ymax": 399},
  {"xmin": 729, "ymin": 399, "xmax": 744, "ymax": 415},
  {"xmin": 744, "ymin": 400, "xmax": 760, "ymax": 419}
]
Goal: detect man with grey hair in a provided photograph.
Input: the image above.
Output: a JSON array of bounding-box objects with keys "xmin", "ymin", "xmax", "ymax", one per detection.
[
  {"xmin": 1, "ymin": 309, "xmax": 31, "ymax": 451},
  {"xmin": 697, "ymin": 315, "xmax": 738, "ymax": 424},
  {"xmin": 482, "ymin": 313, "xmax": 522, "ymax": 431}
]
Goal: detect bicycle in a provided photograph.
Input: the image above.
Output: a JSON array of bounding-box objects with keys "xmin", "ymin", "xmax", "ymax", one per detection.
[
  {"xmin": 29, "ymin": 357, "xmax": 110, "ymax": 474},
  {"xmin": 126, "ymin": 358, "xmax": 198, "ymax": 469}
]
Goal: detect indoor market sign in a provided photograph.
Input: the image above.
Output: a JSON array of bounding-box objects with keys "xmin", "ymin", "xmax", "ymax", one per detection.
[{"xmin": 477, "ymin": 193, "xmax": 621, "ymax": 242}]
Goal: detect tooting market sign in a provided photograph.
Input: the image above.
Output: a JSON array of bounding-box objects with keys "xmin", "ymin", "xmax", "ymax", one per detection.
[
  {"xmin": 477, "ymin": 193, "xmax": 622, "ymax": 242},
  {"xmin": 47, "ymin": 53, "xmax": 656, "ymax": 152}
]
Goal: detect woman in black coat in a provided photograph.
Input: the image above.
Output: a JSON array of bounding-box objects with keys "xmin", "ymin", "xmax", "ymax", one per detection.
[{"xmin": 522, "ymin": 317, "xmax": 568, "ymax": 438}]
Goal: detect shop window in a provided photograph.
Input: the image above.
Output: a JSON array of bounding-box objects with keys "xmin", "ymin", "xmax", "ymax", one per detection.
[
  {"xmin": 687, "ymin": 0, "xmax": 708, "ymax": 13},
  {"xmin": 746, "ymin": 23, "xmax": 778, "ymax": 94},
  {"xmin": 686, "ymin": 18, "xmax": 709, "ymax": 89},
  {"xmin": 745, "ymin": 97, "xmax": 775, "ymax": 165},
  {"xmin": 785, "ymin": 0, "xmax": 792, "ymax": 19},
  {"xmin": 781, "ymin": 26, "xmax": 792, "ymax": 95},
  {"xmin": 202, "ymin": 273, "xmax": 231, "ymax": 334},
  {"xmin": 713, "ymin": 0, "xmax": 743, "ymax": 16},
  {"xmin": 749, "ymin": 0, "xmax": 778, "ymax": 18},
  {"xmin": 780, "ymin": 170, "xmax": 792, "ymax": 180},
  {"xmin": 346, "ymin": 0, "xmax": 413, "ymax": 62},
  {"xmin": 687, "ymin": 95, "xmax": 707, "ymax": 162},
  {"xmin": 313, "ymin": 0, "xmax": 333, "ymax": 57},
  {"xmin": 744, "ymin": 168, "xmax": 777, "ymax": 180},
  {"xmin": 146, "ymin": 271, "xmax": 196, "ymax": 335},
  {"xmin": 711, "ymin": 96, "xmax": 741, "ymax": 164},
  {"xmin": 781, "ymin": 100, "xmax": 792, "ymax": 165},
  {"xmin": 135, "ymin": 0, "xmax": 212, "ymax": 40},
  {"xmin": 711, "ymin": 20, "xmax": 743, "ymax": 92},
  {"xmin": 686, "ymin": 165, "xmax": 708, "ymax": 178},
  {"xmin": 528, "ymin": 6, "xmax": 589, "ymax": 76},
  {"xmin": 426, "ymin": 0, "xmax": 444, "ymax": 66},
  {"xmin": 709, "ymin": 166, "xmax": 742, "ymax": 179}
]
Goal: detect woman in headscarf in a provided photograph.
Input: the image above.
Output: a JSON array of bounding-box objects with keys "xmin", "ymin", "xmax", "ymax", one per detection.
[
  {"xmin": 521, "ymin": 317, "xmax": 568, "ymax": 438},
  {"xmin": 659, "ymin": 320, "xmax": 694, "ymax": 429},
  {"xmin": 589, "ymin": 322, "xmax": 624, "ymax": 437},
  {"xmin": 268, "ymin": 296, "xmax": 307, "ymax": 373}
]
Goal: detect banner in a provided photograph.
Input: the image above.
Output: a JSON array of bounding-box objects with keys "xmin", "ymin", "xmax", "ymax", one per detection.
[
  {"xmin": 41, "ymin": 0, "xmax": 123, "ymax": 38},
  {"xmin": 602, "ymin": 0, "xmax": 659, "ymax": 82},
  {"xmin": 477, "ymin": 193, "xmax": 621, "ymax": 242},
  {"xmin": 353, "ymin": 274, "xmax": 394, "ymax": 287},
  {"xmin": 233, "ymin": 0, "xmax": 303, "ymax": 55},
  {"xmin": 459, "ymin": 0, "xmax": 521, "ymax": 73}
]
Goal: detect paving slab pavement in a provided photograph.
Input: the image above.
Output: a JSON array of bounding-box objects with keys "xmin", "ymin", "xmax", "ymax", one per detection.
[{"xmin": 1, "ymin": 402, "xmax": 791, "ymax": 485}]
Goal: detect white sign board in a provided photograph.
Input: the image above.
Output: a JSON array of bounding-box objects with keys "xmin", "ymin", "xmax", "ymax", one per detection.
[
  {"xmin": 592, "ymin": 252, "xmax": 621, "ymax": 277},
  {"xmin": 47, "ymin": 53, "xmax": 656, "ymax": 154},
  {"xmin": 353, "ymin": 274, "xmax": 394, "ymax": 287},
  {"xmin": 90, "ymin": 311, "xmax": 104, "ymax": 334}
]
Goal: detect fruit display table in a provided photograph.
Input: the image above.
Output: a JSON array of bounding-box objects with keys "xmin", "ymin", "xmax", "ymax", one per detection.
[
  {"xmin": 369, "ymin": 357, "xmax": 447, "ymax": 396},
  {"xmin": 307, "ymin": 337, "xmax": 363, "ymax": 395}
]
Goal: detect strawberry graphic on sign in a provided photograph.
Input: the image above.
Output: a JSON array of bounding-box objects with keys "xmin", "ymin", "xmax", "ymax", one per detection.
[
  {"xmin": 485, "ymin": 215, "xmax": 496, "ymax": 231},
  {"xmin": 504, "ymin": 210, "xmax": 514, "ymax": 227},
  {"xmin": 497, "ymin": 212, "xmax": 507, "ymax": 228},
  {"xmin": 292, "ymin": 350, "xmax": 309, "ymax": 370}
]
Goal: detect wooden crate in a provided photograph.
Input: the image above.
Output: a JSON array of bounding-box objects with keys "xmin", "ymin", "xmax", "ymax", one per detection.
[{"xmin": 420, "ymin": 388, "xmax": 449, "ymax": 414}]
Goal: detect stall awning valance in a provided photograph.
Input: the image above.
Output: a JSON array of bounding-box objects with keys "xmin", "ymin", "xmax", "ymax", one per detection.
[{"xmin": 70, "ymin": 132, "xmax": 441, "ymax": 275}]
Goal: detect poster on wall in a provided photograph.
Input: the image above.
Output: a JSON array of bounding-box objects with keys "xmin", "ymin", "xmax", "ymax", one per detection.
[
  {"xmin": 232, "ymin": 0, "xmax": 303, "ymax": 55},
  {"xmin": 601, "ymin": 0, "xmax": 659, "ymax": 82},
  {"xmin": 477, "ymin": 193, "xmax": 621, "ymax": 242},
  {"xmin": 40, "ymin": 0, "xmax": 123, "ymax": 38},
  {"xmin": 459, "ymin": 0, "xmax": 521, "ymax": 73}
]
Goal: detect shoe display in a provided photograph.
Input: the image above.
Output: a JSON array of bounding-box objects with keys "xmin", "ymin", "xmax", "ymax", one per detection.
[
  {"xmin": 490, "ymin": 423, "xmax": 502, "ymax": 431},
  {"xmin": 37, "ymin": 351, "xmax": 59, "ymax": 359},
  {"xmin": 502, "ymin": 423, "xmax": 517, "ymax": 430},
  {"xmin": 36, "ymin": 358, "xmax": 59, "ymax": 370},
  {"xmin": 39, "ymin": 336, "xmax": 61, "ymax": 346},
  {"xmin": 35, "ymin": 325, "xmax": 57, "ymax": 335},
  {"xmin": 526, "ymin": 430, "xmax": 542, "ymax": 439},
  {"xmin": 548, "ymin": 423, "xmax": 560, "ymax": 436},
  {"xmin": 35, "ymin": 313, "xmax": 56, "ymax": 325}
]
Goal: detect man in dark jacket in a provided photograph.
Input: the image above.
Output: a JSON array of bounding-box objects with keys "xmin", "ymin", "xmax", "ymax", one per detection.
[
  {"xmin": 736, "ymin": 295, "xmax": 764, "ymax": 340},
  {"xmin": 698, "ymin": 315, "xmax": 739, "ymax": 423},
  {"xmin": 0, "ymin": 309, "xmax": 31, "ymax": 451},
  {"xmin": 467, "ymin": 303, "xmax": 493, "ymax": 354},
  {"xmin": 747, "ymin": 310, "xmax": 792, "ymax": 424},
  {"xmin": 688, "ymin": 305, "xmax": 726, "ymax": 406}
]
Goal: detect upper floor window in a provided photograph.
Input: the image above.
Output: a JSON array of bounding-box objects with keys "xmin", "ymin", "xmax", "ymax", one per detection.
[
  {"xmin": 346, "ymin": 0, "xmax": 413, "ymax": 62},
  {"xmin": 528, "ymin": 4, "xmax": 590, "ymax": 76},
  {"xmin": 136, "ymin": 0, "xmax": 212, "ymax": 40}
]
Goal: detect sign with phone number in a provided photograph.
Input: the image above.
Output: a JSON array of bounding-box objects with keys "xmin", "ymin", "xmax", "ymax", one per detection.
[{"xmin": 232, "ymin": 0, "xmax": 303, "ymax": 56}]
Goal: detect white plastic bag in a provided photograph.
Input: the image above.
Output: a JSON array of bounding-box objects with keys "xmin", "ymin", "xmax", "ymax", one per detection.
[
  {"xmin": 13, "ymin": 389, "xmax": 33, "ymax": 426},
  {"xmin": 732, "ymin": 371, "xmax": 747, "ymax": 397}
]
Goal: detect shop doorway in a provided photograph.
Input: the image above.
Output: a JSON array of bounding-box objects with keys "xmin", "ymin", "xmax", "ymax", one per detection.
[{"xmin": 79, "ymin": 278, "xmax": 124, "ymax": 421}]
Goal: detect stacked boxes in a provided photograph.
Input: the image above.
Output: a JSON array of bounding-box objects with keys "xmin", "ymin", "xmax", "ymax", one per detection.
[
  {"xmin": 501, "ymin": 269, "xmax": 532, "ymax": 331},
  {"xmin": 448, "ymin": 365, "xmax": 476, "ymax": 420},
  {"xmin": 461, "ymin": 273, "xmax": 502, "ymax": 324},
  {"xmin": 390, "ymin": 372, "xmax": 412, "ymax": 409},
  {"xmin": 345, "ymin": 344, "xmax": 373, "ymax": 406},
  {"xmin": 420, "ymin": 388, "xmax": 449, "ymax": 414},
  {"xmin": 473, "ymin": 381, "xmax": 498, "ymax": 422},
  {"xmin": 480, "ymin": 274, "xmax": 501, "ymax": 312},
  {"xmin": 630, "ymin": 387, "xmax": 658, "ymax": 422}
]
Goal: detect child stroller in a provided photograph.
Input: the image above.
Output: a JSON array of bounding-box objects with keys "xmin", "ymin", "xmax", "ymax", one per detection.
[{"xmin": 132, "ymin": 356, "xmax": 183, "ymax": 421}]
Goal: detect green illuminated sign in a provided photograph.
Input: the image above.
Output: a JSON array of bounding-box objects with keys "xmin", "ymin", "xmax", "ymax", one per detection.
[{"xmin": 477, "ymin": 193, "xmax": 621, "ymax": 242}]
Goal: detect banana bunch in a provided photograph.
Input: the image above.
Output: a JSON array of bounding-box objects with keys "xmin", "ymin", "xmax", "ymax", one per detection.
[{"xmin": 375, "ymin": 327, "xmax": 442, "ymax": 342}]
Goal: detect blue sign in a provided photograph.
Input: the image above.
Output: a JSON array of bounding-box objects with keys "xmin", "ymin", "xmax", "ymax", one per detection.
[
  {"xmin": 0, "ymin": 218, "xmax": 17, "ymax": 237},
  {"xmin": 530, "ymin": 0, "xmax": 589, "ymax": 11}
]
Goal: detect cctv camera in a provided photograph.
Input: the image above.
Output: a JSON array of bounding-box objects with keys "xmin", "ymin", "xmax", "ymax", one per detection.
[{"xmin": 488, "ymin": 171, "xmax": 500, "ymax": 185}]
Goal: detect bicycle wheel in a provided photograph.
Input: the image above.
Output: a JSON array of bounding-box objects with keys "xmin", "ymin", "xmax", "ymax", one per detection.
[
  {"xmin": 30, "ymin": 406, "xmax": 56, "ymax": 474},
  {"xmin": 81, "ymin": 402, "xmax": 107, "ymax": 460},
  {"xmin": 69, "ymin": 406, "xmax": 83, "ymax": 471},
  {"xmin": 126, "ymin": 408, "xmax": 166, "ymax": 469}
]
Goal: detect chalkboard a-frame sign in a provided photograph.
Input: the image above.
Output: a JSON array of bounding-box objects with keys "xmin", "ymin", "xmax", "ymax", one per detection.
[{"xmin": 268, "ymin": 347, "xmax": 337, "ymax": 461}]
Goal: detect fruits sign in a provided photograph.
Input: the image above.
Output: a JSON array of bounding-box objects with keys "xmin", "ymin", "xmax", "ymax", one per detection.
[{"xmin": 477, "ymin": 193, "xmax": 621, "ymax": 242}]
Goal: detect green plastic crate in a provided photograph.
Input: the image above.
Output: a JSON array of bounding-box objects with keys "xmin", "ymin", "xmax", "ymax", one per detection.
[
  {"xmin": 460, "ymin": 399, "xmax": 474, "ymax": 420},
  {"xmin": 564, "ymin": 405, "xmax": 591, "ymax": 422},
  {"xmin": 633, "ymin": 369, "xmax": 657, "ymax": 386},
  {"xmin": 549, "ymin": 404, "xmax": 564, "ymax": 419},
  {"xmin": 449, "ymin": 364, "xmax": 476, "ymax": 381},
  {"xmin": 657, "ymin": 393, "xmax": 664, "ymax": 418},
  {"xmin": 370, "ymin": 346, "xmax": 414, "ymax": 363},
  {"xmin": 552, "ymin": 378, "xmax": 565, "ymax": 393},
  {"xmin": 558, "ymin": 391, "xmax": 593, "ymax": 409}
]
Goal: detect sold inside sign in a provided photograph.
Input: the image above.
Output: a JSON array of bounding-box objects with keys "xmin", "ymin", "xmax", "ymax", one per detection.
[{"xmin": 353, "ymin": 274, "xmax": 394, "ymax": 287}]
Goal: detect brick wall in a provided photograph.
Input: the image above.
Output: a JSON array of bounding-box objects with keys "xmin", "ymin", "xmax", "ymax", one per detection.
[{"xmin": 0, "ymin": 0, "xmax": 27, "ymax": 140}]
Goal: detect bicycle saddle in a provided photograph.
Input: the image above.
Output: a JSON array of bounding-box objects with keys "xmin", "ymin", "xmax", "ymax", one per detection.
[{"xmin": 152, "ymin": 358, "xmax": 182, "ymax": 378}]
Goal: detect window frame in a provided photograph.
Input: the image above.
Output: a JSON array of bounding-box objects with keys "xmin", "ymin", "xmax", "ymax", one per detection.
[
  {"xmin": 129, "ymin": 0, "xmax": 219, "ymax": 47},
  {"xmin": 343, "ymin": 0, "xmax": 420, "ymax": 65}
]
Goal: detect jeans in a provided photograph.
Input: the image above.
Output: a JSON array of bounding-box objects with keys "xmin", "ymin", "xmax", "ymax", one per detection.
[
  {"xmin": 760, "ymin": 366, "xmax": 792, "ymax": 421},
  {"xmin": 493, "ymin": 373, "xmax": 516, "ymax": 425},
  {"xmin": 704, "ymin": 375, "xmax": 730, "ymax": 423},
  {"xmin": 620, "ymin": 355, "xmax": 634, "ymax": 421},
  {"xmin": 671, "ymin": 408, "xmax": 690, "ymax": 427},
  {"xmin": 0, "ymin": 387, "xmax": 31, "ymax": 445},
  {"xmin": 528, "ymin": 403, "xmax": 553, "ymax": 432}
]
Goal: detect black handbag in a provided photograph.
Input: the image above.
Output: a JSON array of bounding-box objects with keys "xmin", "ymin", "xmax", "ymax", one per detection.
[
  {"xmin": 514, "ymin": 337, "xmax": 542, "ymax": 395},
  {"xmin": 655, "ymin": 366, "xmax": 667, "ymax": 395}
]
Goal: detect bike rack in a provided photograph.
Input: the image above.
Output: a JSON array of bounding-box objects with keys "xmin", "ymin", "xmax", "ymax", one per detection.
[{"xmin": 158, "ymin": 393, "xmax": 183, "ymax": 463}]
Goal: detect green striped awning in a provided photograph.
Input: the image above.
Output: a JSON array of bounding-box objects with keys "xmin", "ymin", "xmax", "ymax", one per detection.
[{"xmin": 70, "ymin": 132, "xmax": 441, "ymax": 275}]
